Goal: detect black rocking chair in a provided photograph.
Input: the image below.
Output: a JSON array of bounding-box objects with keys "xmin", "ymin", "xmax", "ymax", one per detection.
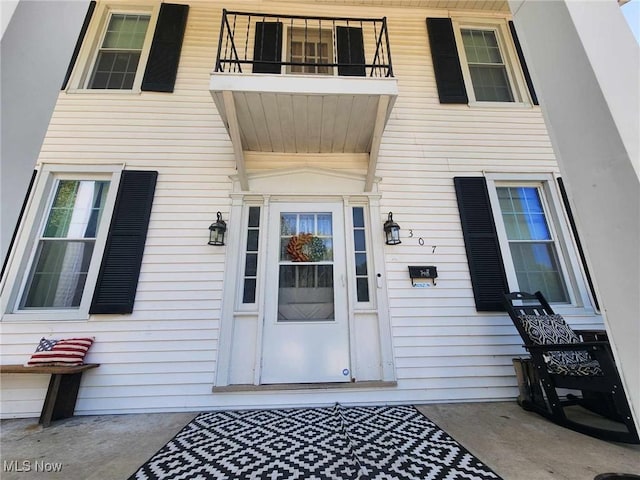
[{"xmin": 504, "ymin": 291, "xmax": 639, "ymax": 444}]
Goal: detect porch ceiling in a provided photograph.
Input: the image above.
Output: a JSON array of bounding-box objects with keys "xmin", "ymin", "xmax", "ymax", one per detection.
[{"xmin": 210, "ymin": 73, "xmax": 398, "ymax": 191}]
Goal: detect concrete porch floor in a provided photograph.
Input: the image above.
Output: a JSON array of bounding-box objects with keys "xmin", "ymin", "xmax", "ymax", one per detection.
[{"xmin": 1, "ymin": 401, "xmax": 638, "ymax": 480}]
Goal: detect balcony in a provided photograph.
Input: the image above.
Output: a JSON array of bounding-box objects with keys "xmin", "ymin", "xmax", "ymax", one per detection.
[{"xmin": 209, "ymin": 10, "xmax": 398, "ymax": 191}]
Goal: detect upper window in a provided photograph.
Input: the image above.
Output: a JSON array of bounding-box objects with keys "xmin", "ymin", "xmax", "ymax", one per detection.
[
  {"xmin": 88, "ymin": 13, "xmax": 151, "ymax": 89},
  {"xmin": 460, "ymin": 29, "xmax": 514, "ymax": 102},
  {"xmin": 287, "ymin": 28, "xmax": 333, "ymax": 75},
  {"xmin": 427, "ymin": 17, "xmax": 537, "ymax": 106},
  {"xmin": 251, "ymin": 21, "xmax": 366, "ymax": 77},
  {"xmin": 20, "ymin": 180, "xmax": 111, "ymax": 309},
  {"xmin": 63, "ymin": 3, "xmax": 188, "ymax": 93},
  {"xmin": 454, "ymin": 21, "xmax": 520, "ymax": 104}
]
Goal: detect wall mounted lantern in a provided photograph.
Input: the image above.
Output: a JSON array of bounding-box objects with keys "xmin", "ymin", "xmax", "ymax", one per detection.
[
  {"xmin": 383, "ymin": 212, "xmax": 401, "ymax": 245},
  {"xmin": 208, "ymin": 212, "xmax": 227, "ymax": 246}
]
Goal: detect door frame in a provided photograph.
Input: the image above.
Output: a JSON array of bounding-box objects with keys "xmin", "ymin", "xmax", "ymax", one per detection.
[{"xmin": 215, "ymin": 167, "xmax": 396, "ymax": 387}]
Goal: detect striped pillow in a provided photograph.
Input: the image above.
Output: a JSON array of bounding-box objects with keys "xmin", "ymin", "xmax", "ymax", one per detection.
[{"xmin": 26, "ymin": 337, "xmax": 94, "ymax": 367}]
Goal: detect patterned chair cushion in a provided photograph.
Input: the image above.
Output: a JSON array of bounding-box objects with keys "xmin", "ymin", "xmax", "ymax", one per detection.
[{"xmin": 518, "ymin": 314, "xmax": 603, "ymax": 376}]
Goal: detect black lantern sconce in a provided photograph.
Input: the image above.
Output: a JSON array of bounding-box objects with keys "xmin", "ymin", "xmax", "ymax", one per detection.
[
  {"xmin": 383, "ymin": 212, "xmax": 401, "ymax": 245},
  {"xmin": 208, "ymin": 212, "xmax": 227, "ymax": 246}
]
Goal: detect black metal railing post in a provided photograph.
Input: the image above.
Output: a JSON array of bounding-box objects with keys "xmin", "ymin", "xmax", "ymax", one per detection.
[
  {"xmin": 383, "ymin": 17, "xmax": 393, "ymax": 77},
  {"xmin": 215, "ymin": 9, "xmax": 227, "ymax": 72}
]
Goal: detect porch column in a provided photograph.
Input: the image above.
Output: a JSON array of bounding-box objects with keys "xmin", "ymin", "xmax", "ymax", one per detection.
[{"xmin": 508, "ymin": 0, "xmax": 639, "ymax": 427}]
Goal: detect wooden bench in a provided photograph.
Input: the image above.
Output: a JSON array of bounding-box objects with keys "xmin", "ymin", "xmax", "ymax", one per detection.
[{"xmin": 1, "ymin": 364, "xmax": 99, "ymax": 427}]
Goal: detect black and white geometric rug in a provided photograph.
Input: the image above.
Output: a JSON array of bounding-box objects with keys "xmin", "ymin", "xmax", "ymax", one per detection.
[{"xmin": 129, "ymin": 404, "xmax": 502, "ymax": 480}]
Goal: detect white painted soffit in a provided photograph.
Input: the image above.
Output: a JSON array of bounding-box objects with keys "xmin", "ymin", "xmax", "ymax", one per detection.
[{"xmin": 210, "ymin": 73, "xmax": 398, "ymax": 192}]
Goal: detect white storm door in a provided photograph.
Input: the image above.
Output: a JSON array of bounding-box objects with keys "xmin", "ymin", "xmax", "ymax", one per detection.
[{"xmin": 261, "ymin": 203, "xmax": 351, "ymax": 384}]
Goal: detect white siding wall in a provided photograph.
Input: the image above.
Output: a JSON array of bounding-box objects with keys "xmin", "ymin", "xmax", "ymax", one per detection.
[{"xmin": 0, "ymin": 1, "xmax": 602, "ymax": 417}]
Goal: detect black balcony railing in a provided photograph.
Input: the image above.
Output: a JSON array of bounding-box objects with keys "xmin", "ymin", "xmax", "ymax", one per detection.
[{"xmin": 215, "ymin": 10, "xmax": 394, "ymax": 77}]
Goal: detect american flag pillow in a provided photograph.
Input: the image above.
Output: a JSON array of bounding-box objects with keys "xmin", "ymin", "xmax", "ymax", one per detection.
[{"xmin": 26, "ymin": 337, "xmax": 94, "ymax": 367}]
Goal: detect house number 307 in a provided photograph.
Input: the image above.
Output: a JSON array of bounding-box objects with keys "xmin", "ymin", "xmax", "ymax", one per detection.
[{"xmin": 408, "ymin": 230, "xmax": 425, "ymax": 246}]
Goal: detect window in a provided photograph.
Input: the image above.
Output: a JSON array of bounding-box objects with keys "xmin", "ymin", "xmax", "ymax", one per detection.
[
  {"xmin": 63, "ymin": 3, "xmax": 188, "ymax": 93},
  {"xmin": 278, "ymin": 212, "xmax": 334, "ymax": 321},
  {"xmin": 88, "ymin": 13, "xmax": 151, "ymax": 89},
  {"xmin": 352, "ymin": 207, "xmax": 370, "ymax": 302},
  {"xmin": 252, "ymin": 22, "xmax": 365, "ymax": 77},
  {"xmin": 460, "ymin": 29, "xmax": 513, "ymax": 102},
  {"xmin": 2, "ymin": 169, "xmax": 120, "ymax": 319},
  {"xmin": 495, "ymin": 186, "xmax": 568, "ymax": 302},
  {"xmin": 455, "ymin": 176, "xmax": 592, "ymax": 312},
  {"xmin": 3, "ymin": 168, "xmax": 157, "ymax": 320},
  {"xmin": 287, "ymin": 28, "xmax": 333, "ymax": 74},
  {"xmin": 242, "ymin": 207, "xmax": 261, "ymax": 303},
  {"xmin": 20, "ymin": 180, "xmax": 110, "ymax": 309},
  {"xmin": 427, "ymin": 17, "xmax": 537, "ymax": 105}
]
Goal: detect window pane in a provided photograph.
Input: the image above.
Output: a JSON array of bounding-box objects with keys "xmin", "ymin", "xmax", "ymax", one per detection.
[
  {"xmin": 317, "ymin": 265, "xmax": 333, "ymax": 287},
  {"xmin": 469, "ymin": 65, "xmax": 513, "ymax": 102},
  {"xmin": 245, "ymin": 253, "xmax": 258, "ymax": 277},
  {"xmin": 498, "ymin": 187, "xmax": 550, "ymax": 240},
  {"xmin": 317, "ymin": 214, "xmax": 332, "ymax": 236},
  {"xmin": 356, "ymin": 278, "xmax": 370, "ymax": 302},
  {"xmin": 279, "ymin": 265, "xmax": 296, "ymax": 288},
  {"xmin": 248, "ymin": 206, "xmax": 260, "ymax": 228},
  {"xmin": 90, "ymin": 52, "xmax": 141, "ymax": 89},
  {"xmin": 21, "ymin": 241, "xmax": 94, "ymax": 308},
  {"xmin": 102, "ymin": 14, "xmax": 150, "ymax": 49},
  {"xmin": 355, "ymin": 253, "xmax": 367, "ymax": 276},
  {"xmin": 243, "ymin": 279, "xmax": 256, "ymax": 303},
  {"xmin": 44, "ymin": 181, "xmax": 110, "ymax": 239},
  {"xmin": 246, "ymin": 230, "xmax": 259, "ymax": 251},
  {"xmin": 281, "ymin": 213, "xmax": 333, "ymax": 262},
  {"xmin": 299, "ymin": 214, "xmax": 315, "ymax": 233},
  {"xmin": 352, "ymin": 207, "xmax": 365, "ymax": 228},
  {"xmin": 278, "ymin": 265, "xmax": 334, "ymax": 321},
  {"xmin": 353, "ymin": 230, "xmax": 366, "ymax": 252},
  {"xmin": 510, "ymin": 242, "xmax": 568, "ymax": 302},
  {"xmin": 281, "ymin": 214, "xmax": 296, "ymax": 235},
  {"xmin": 321, "ymin": 238, "xmax": 333, "ymax": 261}
]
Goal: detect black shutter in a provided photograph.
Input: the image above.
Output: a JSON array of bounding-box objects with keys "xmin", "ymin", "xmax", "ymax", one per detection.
[
  {"xmin": 252, "ymin": 22, "xmax": 283, "ymax": 74},
  {"xmin": 508, "ymin": 21, "xmax": 538, "ymax": 106},
  {"xmin": 454, "ymin": 177, "xmax": 509, "ymax": 311},
  {"xmin": 90, "ymin": 170, "xmax": 157, "ymax": 314},
  {"xmin": 61, "ymin": 1, "xmax": 96, "ymax": 90},
  {"xmin": 141, "ymin": 3, "xmax": 189, "ymax": 93},
  {"xmin": 336, "ymin": 26, "xmax": 366, "ymax": 77},
  {"xmin": 426, "ymin": 18, "xmax": 468, "ymax": 104},
  {"xmin": 557, "ymin": 177, "xmax": 599, "ymax": 310},
  {"xmin": 2, "ymin": 170, "xmax": 38, "ymax": 279}
]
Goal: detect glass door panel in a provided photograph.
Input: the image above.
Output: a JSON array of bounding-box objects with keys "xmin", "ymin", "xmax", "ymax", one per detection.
[{"xmin": 278, "ymin": 212, "xmax": 335, "ymax": 322}]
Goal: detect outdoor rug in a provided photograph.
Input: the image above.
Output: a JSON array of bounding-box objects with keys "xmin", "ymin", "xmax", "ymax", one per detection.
[{"xmin": 129, "ymin": 404, "xmax": 502, "ymax": 480}]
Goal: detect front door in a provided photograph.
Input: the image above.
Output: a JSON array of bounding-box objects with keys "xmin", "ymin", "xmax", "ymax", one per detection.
[{"xmin": 261, "ymin": 202, "xmax": 350, "ymax": 384}]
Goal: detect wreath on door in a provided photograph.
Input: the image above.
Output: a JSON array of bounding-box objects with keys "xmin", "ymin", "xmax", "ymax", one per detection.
[{"xmin": 286, "ymin": 233, "xmax": 326, "ymax": 262}]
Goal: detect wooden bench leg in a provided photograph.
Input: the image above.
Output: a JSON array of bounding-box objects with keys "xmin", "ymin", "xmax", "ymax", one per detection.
[{"xmin": 39, "ymin": 373, "xmax": 84, "ymax": 427}]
